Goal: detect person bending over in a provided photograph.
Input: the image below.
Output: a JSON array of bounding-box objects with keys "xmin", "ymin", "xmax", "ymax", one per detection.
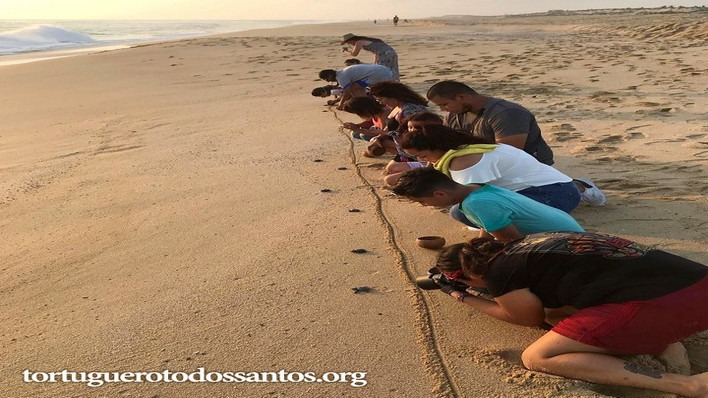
[
  {"xmin": 434, "ymin": 232, "xmax": 708, "ymax": 397},
  {"xmin": 340, "ymin": 96, "xmax": 395, "ymax": 142},
  {"xmin": 319, "ymin": 64, "xmax": 394, "ymax": 110},
  {"xmin": 426, "ymin": 80, "xmax": 605, "ymax": 206},
  {"xmin": 398, "ymin": 124, "xmax": 582, "ymax": 226},
  {"xmin": 311, "ymin": 85, "xmax": 343, "ymax": 106},
  {"xmin": 340, "ymin": 33, "xmax": 399, "ymax": 81},
  {"xmin": 367, "ymin": 82, "xmax": 430, "ymax": 182},
  {"xmin": 380, "ymin": 111, "xmax": 444, "ymax": 186},
  {"xmin": 392, "ymin": 168, "xmax": 583, "ymax": 241}
]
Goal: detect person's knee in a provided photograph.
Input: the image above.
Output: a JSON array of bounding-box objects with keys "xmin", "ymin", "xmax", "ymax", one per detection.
[
  {"xmin": 449, "ymin": 205, "xmax": 476, "ymax": 227},
  {"xmin": 386, "ymin": 162, "xmax": 409, "ymax": 174},
  {"xmin": 384, "ymin": 173, "xmax": 401, "ymax": 186}
]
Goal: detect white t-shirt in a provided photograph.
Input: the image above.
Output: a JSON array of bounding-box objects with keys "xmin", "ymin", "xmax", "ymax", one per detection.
[
  {"xmin": 449, "ymin": 144, "xmax": 572, "ymax": 191},
  {"xmin": 336, "ymin": 64, "xmax": 394, "ymax": 88}
]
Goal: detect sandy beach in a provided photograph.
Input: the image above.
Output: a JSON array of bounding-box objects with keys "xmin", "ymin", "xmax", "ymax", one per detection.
[{"xmin": 1, "ymin": 9, "xmax": 707, "ymax": 397}]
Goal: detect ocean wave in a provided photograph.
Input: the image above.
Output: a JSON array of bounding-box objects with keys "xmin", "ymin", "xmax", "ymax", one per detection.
[{"xmin": 0, "ymin": 25, "xmax": 96, "ymax": 55}]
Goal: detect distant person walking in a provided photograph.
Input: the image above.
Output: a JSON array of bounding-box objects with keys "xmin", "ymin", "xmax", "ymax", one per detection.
[
  {"xmin": 393, "ymin": 15, "xmax": 400, "ymax": 26},
  {"xmin": 341, "ymin": 33, "xmax": 399, "ymax": 81}
]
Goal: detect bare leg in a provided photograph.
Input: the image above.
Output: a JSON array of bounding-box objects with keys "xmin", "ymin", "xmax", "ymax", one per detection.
[
  {"xmin": 385, "ymin": 160, "xmax": 413, "ymax": 174},
  {"xmin": 522, "ymin": 331, "xmax": 708, "ymax": 397},
  {"xmin": 383, "ymin": 173, "xmax": 403, "ymax": 186},
  {"xmin": 336, "ymin": 89, "xmax": 353, "ymax": 110},
  {"xmin": 383, "ymin": 161, "xmax": 415, "ymax": 186}
]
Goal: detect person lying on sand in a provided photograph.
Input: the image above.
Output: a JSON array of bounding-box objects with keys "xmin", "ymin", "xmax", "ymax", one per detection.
[
  {"xmin": 426, "ymin": 80, "xmax": 606, "ymax": 206},
  {"xmin": 433, "ymin": 232, "xmax": 708, "ymax": 397},
  {"xmin": 392, "ymin": 167, "xmax": 584, "ymax": 241}
]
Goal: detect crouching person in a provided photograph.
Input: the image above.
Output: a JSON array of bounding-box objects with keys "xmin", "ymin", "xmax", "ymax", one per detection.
[
  {"xmin": 435, "ymin": 232, "xmax": 708, "ymax": 397},
  {"xmin": 391, "ymin": 167, "xmax": 584, "ymax": 241}
]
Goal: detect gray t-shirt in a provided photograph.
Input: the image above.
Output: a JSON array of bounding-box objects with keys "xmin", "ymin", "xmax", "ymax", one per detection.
[
  {"xmin": 336, "ymin": 64, "xmax": 394, "ymax": 89},
  {"xmin": 445, "ymin": 98, "xmax": 554, "ymax": 165}
]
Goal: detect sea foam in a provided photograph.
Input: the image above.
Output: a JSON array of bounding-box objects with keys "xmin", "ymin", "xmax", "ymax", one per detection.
[{"xmin": 0, "ymin": 25, "xmax": 96, "ymax": 55}]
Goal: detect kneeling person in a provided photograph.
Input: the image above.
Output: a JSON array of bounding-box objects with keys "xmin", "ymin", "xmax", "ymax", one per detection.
[
  {"xmin": 392, "ymin": 168, "xmax": 584, "ymax": 241},
  {"xmin": 435, "ymin": 232, "xmax": 708, "ymax": 397}
]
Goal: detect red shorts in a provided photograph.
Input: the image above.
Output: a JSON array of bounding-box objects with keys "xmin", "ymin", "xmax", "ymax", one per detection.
[{"xmin": 552, "ymin": 275, "xmax": 708, "ymax": 355}]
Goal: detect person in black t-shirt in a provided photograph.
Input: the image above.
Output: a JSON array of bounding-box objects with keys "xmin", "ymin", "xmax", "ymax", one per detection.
[{"xmin": 434, "ymin": 232, "xmax": 708, "ymax": 397}]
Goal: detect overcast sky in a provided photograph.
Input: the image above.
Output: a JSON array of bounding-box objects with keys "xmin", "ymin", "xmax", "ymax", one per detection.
[{"xmin": 0, "ymin": 0, "xmax": 705, "ymax": 20}]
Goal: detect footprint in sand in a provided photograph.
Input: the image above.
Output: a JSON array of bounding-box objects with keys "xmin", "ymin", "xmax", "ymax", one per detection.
[
  {"xmin": 589, "ymin": 91, "xmax": 622, "ymax": 103},
  {"xmin": 596, "ymin": 135, "xmax": 623, "ymax": 144},
  {"xmin": 549, "ymin": 131, "xmax": 583, "ymax": 142},
  {"xmin": 596, "ymin": 155, "xmax": 637, "ymax": 163},
  {"xmin": 623, "ymin": 131, "xmax": 646, "ymax": 140},
  {"xmin": 571, "ymin": 145, "xmax": 615, "ymax": 154}
]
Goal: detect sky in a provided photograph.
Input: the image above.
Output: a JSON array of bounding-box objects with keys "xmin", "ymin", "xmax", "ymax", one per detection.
[{"xmin": 0, "ymin": 0, "xmax": 705, "ymax": 20}]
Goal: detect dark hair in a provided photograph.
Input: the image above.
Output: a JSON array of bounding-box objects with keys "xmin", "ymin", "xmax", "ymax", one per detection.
[
  {"xmin": 391, "ymin": 168, "xmax": 457, "ymax": 198},
  {"xmin": 394, "ymin": 111, "xmax": 443, "ymax": 135},
  {"xmin": 344, "ymin": 58, "xmax": 361, "ymax": 66},
  {"xmin": 311, "ymin": 86, "xmax": 332, "ymax": 97},
  {"xmin": 396, "ymin": 111, "xmax": 444, "ymax": 135},
  {"xmin": 398, "ymin": 124, "xmax": 493, "ymax": 151},
  {"xmin": 369, "ymin": 82, "xmax": 427, "ymax": 106},
  {"xmin": 343, "ymin": 35, "xmax": 383, "ymax": 44},
  {"xmin": 407, "ymin": 111, "xmax": 444, "ymax": 125},
  {"xmin": 426, "ymin": 81, "xmax": 478, "ymax": 100},
  {"xmin": 342, "ymin": 96, "xmax": 385, "ymax": 117},
  {"xmin": 435, "ymin": 244, "xmax": 465, "ymax": 273},
  {"xmin": 318, "ymin": 69, "xmax": 337, "ymax": 81},
  {"xmin": 459, "ymin": 238, "xmax": 507, "ymax": 277}
]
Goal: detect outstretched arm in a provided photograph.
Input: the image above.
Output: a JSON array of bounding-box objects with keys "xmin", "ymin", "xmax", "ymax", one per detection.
[
  {"xmin": 449, "ymin": 288, "xmax": 545, "ymax": 327},
  {"xmin": 343, "ymin": 41, "xmax": 364, "ymax": 56},
  {"xmin": 336, "ymin": 88, "xmax": 353, "ymax": 110}
]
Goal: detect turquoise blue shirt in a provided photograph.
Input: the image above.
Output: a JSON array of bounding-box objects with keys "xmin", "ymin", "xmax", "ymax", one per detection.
[{"xmin": 460, "ymin": 184, "xmax": 584, "ymax": 234}]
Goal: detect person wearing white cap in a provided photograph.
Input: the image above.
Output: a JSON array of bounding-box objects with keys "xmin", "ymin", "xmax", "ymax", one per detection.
[{"xmin": 340, "ymin": 33, "xmax": 399, "ymax": 81}]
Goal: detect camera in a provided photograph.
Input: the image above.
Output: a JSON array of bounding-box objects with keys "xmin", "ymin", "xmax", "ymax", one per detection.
[
  {"xmin": 415, "ymin": 267, "xmax": 470, "ymax": 291},
  {"xmin": 416, "ymin": 268, "xmax": 493, "ymax": 300}
]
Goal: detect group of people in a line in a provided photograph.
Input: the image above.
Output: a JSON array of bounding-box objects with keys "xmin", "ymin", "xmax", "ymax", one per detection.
[{"xmin": 311, "ymin": 33, "xmax": 708, "ymax": 397}]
